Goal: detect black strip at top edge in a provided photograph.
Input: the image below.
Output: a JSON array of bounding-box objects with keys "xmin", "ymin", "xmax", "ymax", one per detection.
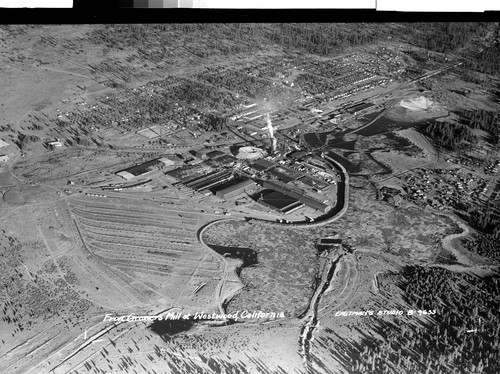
[{"xmin": 0, "ymin": 7, "xmax": 498, "ymax": 24}]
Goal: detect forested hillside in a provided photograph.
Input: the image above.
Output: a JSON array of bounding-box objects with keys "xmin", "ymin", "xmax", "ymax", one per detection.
[
  {"xmin": 345, "ymin": 267, "xmax": 500, "ymax": 374},
  {"xmin": 84, "ymin": 23, "xmax": 497, "ymax": 58}
]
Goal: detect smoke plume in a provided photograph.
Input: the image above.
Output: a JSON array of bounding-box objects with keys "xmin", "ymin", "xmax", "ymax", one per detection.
[{"xmin": 266, "ymin": 113, "xmax": 277, "ymax": 153}]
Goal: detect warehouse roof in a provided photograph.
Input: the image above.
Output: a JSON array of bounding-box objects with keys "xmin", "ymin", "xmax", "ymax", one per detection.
[
  {"xmin": 252, "ymin": 158, "xmax": 275, "ymax": 171},
  {"xmin": 217, "ymin": 178, "xmax": 255, "ymax": 195}
]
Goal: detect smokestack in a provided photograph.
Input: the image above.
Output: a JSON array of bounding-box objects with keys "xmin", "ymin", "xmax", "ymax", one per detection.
[{"xmin": 266, "ymin": 113, "xmax": 277, "ymax": 154}]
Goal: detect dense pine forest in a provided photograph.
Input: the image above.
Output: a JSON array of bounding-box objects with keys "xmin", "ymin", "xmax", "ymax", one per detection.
[
  {"xmin": 85, "ymin": 23, "xmax": 497, "ymax": 58},
  {"xmin": 462, "ymin": 204, "xmax": 500, "ymax": 263},
  {"xmin": 462, "ymin": 109, "xmax": 500, "ymax": 143},
  {"xmin": 462, "ymin": 232, "xmax": 500, "ymax": 263},
  {"xmin": 421, "ymin": 109, "xmax": 499, "ymax": 152},
  {"xmin": 345, "ymin": 267, "xmax": 500, "ymax": 374},
  {"xmin": 422, "ymin": 121, "xmax": 476, "ymax": 151}
]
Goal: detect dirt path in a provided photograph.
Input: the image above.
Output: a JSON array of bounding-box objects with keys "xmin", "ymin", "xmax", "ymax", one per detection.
[
  {"xmin": 38, "ymin": 65, "xmax": 93, "ymax": 80},
  {"xmin": 36, "ymin": 224, "xmax": 68, "ymax": 281},
  {"xmin": 198, "ymin": 218, "xmax": 244, "ymax": 316}
]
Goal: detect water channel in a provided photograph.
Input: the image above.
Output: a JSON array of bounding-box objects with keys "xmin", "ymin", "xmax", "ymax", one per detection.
[{"xmin": 299, "ymin": 250, "xmax": 345, "ymax": 369}]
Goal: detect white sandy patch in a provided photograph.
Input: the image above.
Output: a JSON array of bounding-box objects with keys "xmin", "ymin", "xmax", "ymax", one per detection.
[{"xmin": 399, "ymin": 96, "xmax": 434, "ymax": 111}]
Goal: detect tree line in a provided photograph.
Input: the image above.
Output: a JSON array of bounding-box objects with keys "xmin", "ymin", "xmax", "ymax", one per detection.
[
  {"xmin": 462, "ymin": 201, "xmax": 500, "ymax": 262},
  {"xmin": 421, "ymin": 108, "xmax": 499, "ymax": 152},
  {"xmin": 462, "ymin": 109, "xmax": 500, "ymax": 143},
  {"xmin": 462, "ymin": 232, "xmax": 500, "ymax": 263},
  {"xmin": 87, "ymin": 23, "xmax": 495, "ymax": 59},
  {"xmin": 422, "ymin": 121, "xmax": 476, "ymax": 151},
  {"xmin": 407, "ymin": 22, "xmax": 491, "ymax": 53},
  {"xmin": 201, "ymin": 114, "xmax": 228, "ymax": 132},
  {"xmin": 462, "ymin": 41, "xmax": 500, "ymax": 77},
  {"xmin": 344, "ymin": 266, "xmax": 500, "ymax": 374}
]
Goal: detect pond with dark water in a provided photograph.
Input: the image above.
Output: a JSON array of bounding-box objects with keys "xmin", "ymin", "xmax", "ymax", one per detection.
[
  {"xmin": 208, "ymin": 245, "xmax": 258, "ymax": 276},
  {"xmin": 303, "ymin": 110, "xmax": 405, "ymax": 149},
  {"xmin": 326, "ymin": 139, "xmax": 357, "ymax": 151},
  {"xmin": 356, "ymin": 117, "xmax": 402, "ymax": 137},
  {"xmin": 149, "ymin": 319, "xmax": 196, "ymax": 339},
  {"xmin": 149, "ymin": 316, "xmax": 238, "ymax": 342}
]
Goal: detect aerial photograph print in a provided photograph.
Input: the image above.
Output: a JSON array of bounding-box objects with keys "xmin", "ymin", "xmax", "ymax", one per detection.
[{"xmin": 0, "ymin": 20, "xmax": 499, "ymax": 374}]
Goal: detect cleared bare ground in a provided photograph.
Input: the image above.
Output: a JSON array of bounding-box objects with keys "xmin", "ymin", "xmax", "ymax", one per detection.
[
  {"xmin": 0, "ymin": 192, "xmax": 242, "ymax": 374},
  {"xmin": 69, "ymin": 194, "xmax": 227, "ymax": 311}
]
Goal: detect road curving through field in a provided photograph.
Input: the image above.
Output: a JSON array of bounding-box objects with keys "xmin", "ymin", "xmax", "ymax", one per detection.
[{"xmin": 197, "ymin": 218, "xmax": 246, "ymax": 316}]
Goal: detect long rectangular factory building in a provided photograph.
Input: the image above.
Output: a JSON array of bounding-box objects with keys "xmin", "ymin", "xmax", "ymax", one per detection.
[
  {"xmin": 258, "ymin": 190, "xmax": 304, "ymax": 214},
  {"xmin": 188, "ymin": 170, "xmax": 233, "ymax": 191},
  {"xmin": 263, "ymin": 180, "xmax": 329, "ymax": 213},
  {"xmin": 268, "ymin": 166, "xmax": 304, "ymax": 184},
  {"xmin": 216, "ymin": 178, "xmax": 256, "ymax": 199},
  {"xmin": 116, "ymin": 158, "xmax": 165, "ymax": 180},
  {"xmin": 180, "ymin": 169, "xmax": 220, "ymax": 186}
]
